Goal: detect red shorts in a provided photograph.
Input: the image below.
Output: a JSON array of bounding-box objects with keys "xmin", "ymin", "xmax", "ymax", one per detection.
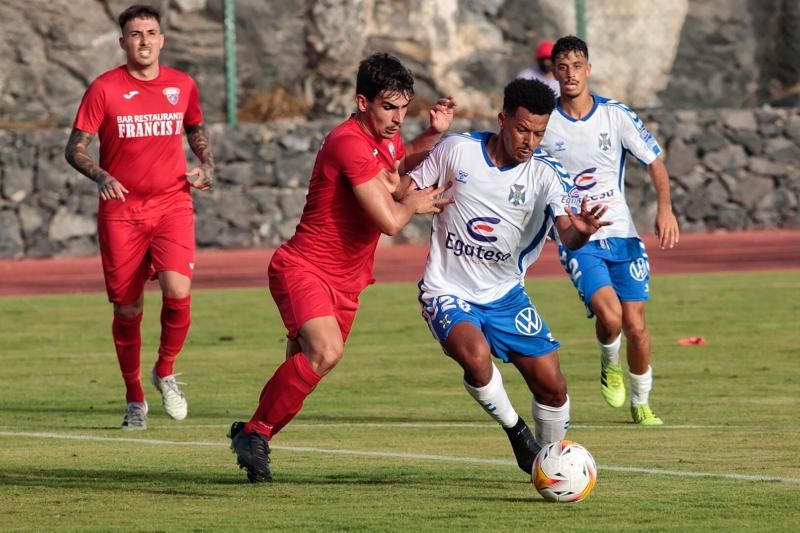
[
  {"xmin": 268, "ymin": 247, "xmax": 360, "ymax": 342},
  {"xmin": 98, "ymin": 208, "xmax": 195, "ymax": 304}
]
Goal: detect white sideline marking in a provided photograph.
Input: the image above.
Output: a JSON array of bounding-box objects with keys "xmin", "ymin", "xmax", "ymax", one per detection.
[
  {"xmin": 1, "ymin": 430, "xmax": 799, "ymax": 484},
  {"xmin": 33, "ymin": 422, "xmax": 779, "ymax": 431}
]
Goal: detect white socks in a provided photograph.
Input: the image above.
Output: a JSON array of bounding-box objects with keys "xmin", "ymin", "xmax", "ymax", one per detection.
[
  {"xmin": 463, "ymin": 363, "xmax": 519, "ymax": 428},
  {"xmin": 629, "ymin": 366, "xmax": 653, "ymax": 406},
  {"xmin": 599, "ymin": 333, "xmax": 622, "ymax": 366},
  {"xmin": 532, "ymin": 395, "xmax": 570, "ymax": 446}
]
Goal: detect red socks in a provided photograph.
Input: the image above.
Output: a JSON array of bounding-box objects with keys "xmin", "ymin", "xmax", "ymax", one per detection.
[
  {"xmin": 245, "ymin": 353, "xmax": 322, "ymax": 439},
  {"xmin": 112, "ymin": 312, "xmax": 144, "ymax": 403},
  {"xmin": 155, "ymin": 295, "xmax": 191, "ymax": 378}
]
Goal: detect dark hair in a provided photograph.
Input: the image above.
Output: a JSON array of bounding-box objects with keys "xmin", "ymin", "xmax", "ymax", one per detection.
[
  {"xmin": 118, "ymin": 4, "xmax": 161, "ymax": 31},
  {"xmin": 356, "ymin": 53, "xmax": 415, "ymax": 101},
  {"xmin": 503, "ymin": 78, "xmax": 556, "ymax": 116},
  {"xmin": 552, "ymin": 35, "xmax": 589, "ymax": 62}
]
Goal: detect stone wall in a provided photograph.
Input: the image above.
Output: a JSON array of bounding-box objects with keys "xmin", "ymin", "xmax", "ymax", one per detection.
[
  {"xmin": 0, "ymin": 108, "xmax": 798, "ymax": 259},
  {"xmin": 2, "ymin": 0, "xmax": 799, "ymax": 127}
]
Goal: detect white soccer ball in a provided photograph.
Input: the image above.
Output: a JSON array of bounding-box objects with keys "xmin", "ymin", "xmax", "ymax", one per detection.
[{"xmin": 532, "ymin": 440, "xmax": 597, "ymax": 503}]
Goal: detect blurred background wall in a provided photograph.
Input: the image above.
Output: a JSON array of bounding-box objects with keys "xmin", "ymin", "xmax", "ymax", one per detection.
[{"xmin": 0, "ymin": 0, "xmax": 798, "ymax": 258}]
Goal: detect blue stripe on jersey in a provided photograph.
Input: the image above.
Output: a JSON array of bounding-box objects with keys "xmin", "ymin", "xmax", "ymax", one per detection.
[
  {"xmin": 517, "ymin": 205, "xmax": 553, "ymax": 273},
  {"xmin": 534, "ymin": 148, "xmax": 575, "ymax": 191},
  {"xmin": 618, "ymin": 147, "xmax": 627, "ymax": 192},
  {"xmin": 555, "ymin": 95, "xmax": 600, "ymax": 122}
]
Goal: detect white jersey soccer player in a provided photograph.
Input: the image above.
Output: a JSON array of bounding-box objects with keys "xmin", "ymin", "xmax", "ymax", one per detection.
[
  {"xmin": 542, "ymin": 34, "xmax": 680, "ymax": 427},
  {"xmin": 411, "ymin": 131, "xmax": 576, "ymax": 304},
  {"xmin": 540, "ymin": 95, "xmax": 662, "ymax": 243}
]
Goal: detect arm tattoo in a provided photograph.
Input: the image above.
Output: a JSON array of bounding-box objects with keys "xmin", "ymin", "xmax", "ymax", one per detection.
[
  {"xmin": 64, "ymin": 129, "xmax": 109, "ymax": 184},
  {"xmin": 185, "ymin": 122, "xmax": 215, "ymax": 167}
]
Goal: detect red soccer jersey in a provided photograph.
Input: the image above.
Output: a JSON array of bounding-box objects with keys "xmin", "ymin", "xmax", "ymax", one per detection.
[
  {"xmin": 282, "ymin": 116, "xmax": 406, "ymax": 292},
  {"xmin": 73, "ymin": 65, "xmax": 203, "ymax": 220}
]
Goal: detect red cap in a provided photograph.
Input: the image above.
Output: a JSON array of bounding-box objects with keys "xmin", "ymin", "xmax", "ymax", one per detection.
[{"xmin": 536, "ymin": 40, "xmax": 554, "ymax": 61}]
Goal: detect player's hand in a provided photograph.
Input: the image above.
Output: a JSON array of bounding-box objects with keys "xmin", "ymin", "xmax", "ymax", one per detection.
[
  {"xmin": 429, "ymin": 96, "xmax": 457, "ymax": 134},
  {"xmin": 97, "ymin": 175, "xmax": 128, "ymax": 202},
  {"xmin": 404, "ymin": 180, "xmax": 454, "ymax": 214},
  {"xmin": 655, "ymin": 209, "xmax": 679, "ymax": 250},
  {"xmin": 566, "ymin": 197, "xmax": 611, "ymax": 235},
  {"xmin": 187, "ymin": 162, "xmax": 215, "ymax": 191}
]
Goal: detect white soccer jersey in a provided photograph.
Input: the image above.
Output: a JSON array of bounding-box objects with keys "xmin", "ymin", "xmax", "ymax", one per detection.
[
  {"xmin": 540, "ymin": 95, "xmax": 662, "ymax": 241},
  {"xmin": 410, "ymin": 131, "xmax": 574, "ymax": 304}
]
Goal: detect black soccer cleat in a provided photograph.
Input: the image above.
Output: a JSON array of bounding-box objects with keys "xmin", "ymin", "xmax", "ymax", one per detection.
[
  {"xmin": 503, "ymin": 416, "xmax": 541, "ymax": 474},
  {"xmin": 228, "ymin": 421, "xmax": 272, "ymax": 483}
]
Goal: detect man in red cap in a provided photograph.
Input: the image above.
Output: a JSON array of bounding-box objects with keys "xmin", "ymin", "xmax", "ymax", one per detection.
[{"xmin": 516, "ymin": 39, "xmax": 560, "ymax": 96}]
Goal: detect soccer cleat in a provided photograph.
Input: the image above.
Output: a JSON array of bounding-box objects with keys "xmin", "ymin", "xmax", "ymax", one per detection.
[
  {"xmin": 229, "ymin": 421, "xmax": 272, "ymax": 483},
  {"xmin": 600, "ymin": 362, "xmax": 626, "ymax": 408},
  {"xmin": 151, "ymin": 369, "xmax": 188, "ymax": 420},
  {"xmin": 121, "ymin": 401, "xmax": 148, "ymax": 431},
  {"xmin": 631, "ymin": 404, "xmax": 664, "ymax": 426},
  {"xmin": 503, "ymin": 416, "xmax": 541, "ymax": 474}
]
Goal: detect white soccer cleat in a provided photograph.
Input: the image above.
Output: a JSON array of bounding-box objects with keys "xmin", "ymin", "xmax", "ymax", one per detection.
[
  {"xmin": 151, "ymin": 370, "xmax": 188, "ymax": 420},
  {"xmin": 121, "ymin": 401, "xmax": 148, "ymax": 431}
]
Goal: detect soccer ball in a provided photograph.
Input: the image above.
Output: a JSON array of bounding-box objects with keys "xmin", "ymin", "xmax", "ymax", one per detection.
[{"xmin": 532, "ymin": 440, "xmax": 597, "ymax": 503}]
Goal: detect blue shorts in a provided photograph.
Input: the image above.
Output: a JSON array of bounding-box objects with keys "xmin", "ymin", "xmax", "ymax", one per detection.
[
  {"xmin": 419, "ymin": 284, "xmax": 561, "ymax": 363},
  {"xmin": 558, "ymin": 237, "xmax": 650, "ymax": 317}
]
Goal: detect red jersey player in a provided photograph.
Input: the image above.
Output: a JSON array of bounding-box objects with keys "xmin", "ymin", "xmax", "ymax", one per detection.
[
  {"xmin": 65, "ymin": 4, "xmax": 215, "ymax": 430},
  {"xmin": 228, "ymin": 53, "xmax": 456, "ymax": 482}
]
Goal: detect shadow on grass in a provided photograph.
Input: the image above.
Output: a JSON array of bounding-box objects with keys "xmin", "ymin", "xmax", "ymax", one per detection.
[{"xmin": 0, "ymin": 467, "xmax": 527, "ymax": 493}]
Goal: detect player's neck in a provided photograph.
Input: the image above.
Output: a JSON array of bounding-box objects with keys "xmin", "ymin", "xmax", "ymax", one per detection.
[
  {"xmin": 559, "ymin": 92, "xmax": 594, "ymax": 120},
  {"xmin": 354, "ymin": 112, "xmax": 381, "ymax": 141},
  {"xmin": 486, "ymin": 133, "xmax": 511, "ymax": 168},
  {"xmin": 126, "ymin": 62, "xmax": 160, "ymax": 81}
]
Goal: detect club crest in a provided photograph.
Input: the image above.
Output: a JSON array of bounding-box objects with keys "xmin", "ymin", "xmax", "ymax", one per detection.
[
  {"xmin": 598, "ymin": 132, "xmax": 611, "ymax": 151},
  {"xmin": 509, "ymin": 184, "xmax": 526, "ymax": 206},
  {"xmin": 163, "ymin": 87, "xmax": 180, "ymax": 105}
]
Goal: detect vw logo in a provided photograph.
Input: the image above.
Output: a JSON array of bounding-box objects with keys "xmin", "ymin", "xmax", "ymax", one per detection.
[{"xmin": 514, "ymin": 307, "xmax": 542, "ymax": 336}]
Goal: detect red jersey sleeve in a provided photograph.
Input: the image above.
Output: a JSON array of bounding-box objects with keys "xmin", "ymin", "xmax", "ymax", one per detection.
[
  {"xmin": 73, "ymin": 80, "xmax": 106, "ymax": 134},
  {"xmin": 183, "ymin": 77, "xmax": 204, "ymax": 127},
  {"xmin": 331, "ymin": 133, "xmax": 384, "ymax": 187}
]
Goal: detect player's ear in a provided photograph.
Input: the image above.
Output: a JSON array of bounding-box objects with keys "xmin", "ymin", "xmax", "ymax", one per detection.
[
  {"xmin": 355, "ymin": 94, "xmax": 369, "ymax": 114},
  {"xmin": 497, "ymin": 111, "xmax": 506, "ymax": 129}
]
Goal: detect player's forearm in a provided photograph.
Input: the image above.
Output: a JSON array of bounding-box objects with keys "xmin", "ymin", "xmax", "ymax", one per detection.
[
  {"xmin": 400, "ymin": 127, "xmax": 443, "ymax": 174},
  {"xmin": 559, "ymin": 226, "xmax": 591, "ymax": 250},
  {"xmin": 648, "ymin": 160, "xmax": 674, "ymax": 212},
  {"xmin": 185, "ymin": 123, "xmax": 215, "ymax": 166},
  {"xmin": 64, "ymin": 129, "xmax": 111, "ymax": 184}
]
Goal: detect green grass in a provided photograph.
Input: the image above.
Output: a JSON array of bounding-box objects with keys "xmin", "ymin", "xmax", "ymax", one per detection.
[{"xmin": 1, "ymin": 272, "xmax": 799, "ymax": 531}]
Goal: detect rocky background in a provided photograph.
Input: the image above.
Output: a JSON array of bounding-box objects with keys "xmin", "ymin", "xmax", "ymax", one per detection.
[
  {"xmin": 0, "ymin": 0, "xmax": 798, "ymax": 258},
  {"xmin": 1, "ymin": 0, "xmax": 798, "ymax": 125},
  {"xmin": 1, "ymin": 108, "xmax": 798, "ymax": 258}
]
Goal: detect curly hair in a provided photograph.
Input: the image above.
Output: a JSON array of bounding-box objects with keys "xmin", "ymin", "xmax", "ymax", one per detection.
[
  {"xmin": 503, "ymin": 78, "xmax": 556, "ymax": 116},
  {"xmin": 356, "ymin": 53, "xmax": 415, "ymax": 101}
]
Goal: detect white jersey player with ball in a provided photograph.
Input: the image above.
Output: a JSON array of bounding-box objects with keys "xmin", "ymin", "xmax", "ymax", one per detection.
[{"xmin": 402, "ymin": 78, "xmax": 610, "ymax": 476}]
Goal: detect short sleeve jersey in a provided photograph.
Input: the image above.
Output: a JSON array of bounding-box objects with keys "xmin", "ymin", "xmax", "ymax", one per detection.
[
  {"xmin": 410, "ymin": 132, "xmax": 574, "ymax": 304},
  {"xmin": 540, "ymin": 95, "xmax": 662, "ymax": 240},
  {"xmin": 282, "ymin": 116, "xmax": 406, "ymax": 293},
  {"xmin": 73, "ymin": 65, "xmax": 204, "ymax": 220}
]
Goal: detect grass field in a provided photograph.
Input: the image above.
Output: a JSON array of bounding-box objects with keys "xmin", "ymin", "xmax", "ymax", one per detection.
[{"xmin": 1, "ymin": 271, "xmax": 799, "ymax": 531}]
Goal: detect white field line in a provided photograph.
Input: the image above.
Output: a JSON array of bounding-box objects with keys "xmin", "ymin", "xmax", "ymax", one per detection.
[
  {"xmin": 1, "ymin": 430, "xmax": 798, "ymax": 485},
  {"xmin": 0, "ymin": 422, "xmax": 776, "ymax": 431}
]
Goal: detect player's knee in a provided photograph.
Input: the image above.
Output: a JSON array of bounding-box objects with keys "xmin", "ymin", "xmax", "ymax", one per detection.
[
  {"xmin": 451, "ymin": 344, "xmax": 491, "ymax": 383},
  {"xmin": 307, "ymin": 342, "xmax": 344, "ymax": 375},
  {"xmin": 623, "ymin": 321, "xmax": 649, "ymax": 343},
  {"xmin": 114, "ymin": 301, "xmax": 143, "ymax": 319},
  {"xmin": 597, "ymin": 311, "xmax": 622, "ymax": 336}
]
